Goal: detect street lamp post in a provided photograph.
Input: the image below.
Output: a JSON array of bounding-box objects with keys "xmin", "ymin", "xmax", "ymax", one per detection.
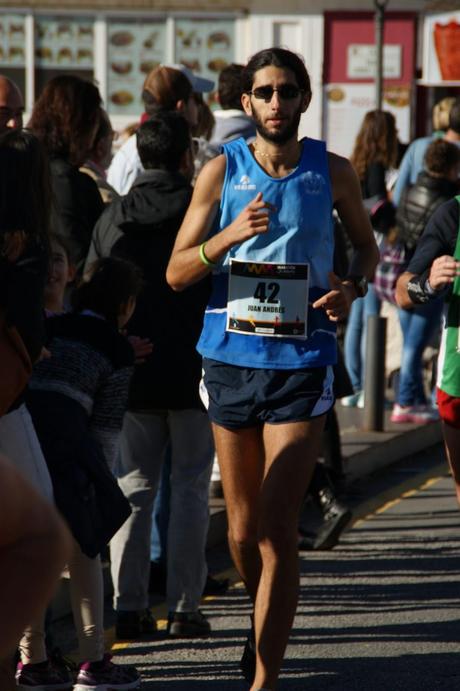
[{"xmin": 375, "ymin": 0, "xmax": 389, "ymax": 110}]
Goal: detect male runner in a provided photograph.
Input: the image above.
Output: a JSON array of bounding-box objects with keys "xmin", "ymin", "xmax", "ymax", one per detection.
[
  {"xmin": 167, "ymin": 48, "xmax": 379, "ymax": 690},
  {"xmin": 396, "ymin": 195, "xmax": 460, "ymax": 506}
]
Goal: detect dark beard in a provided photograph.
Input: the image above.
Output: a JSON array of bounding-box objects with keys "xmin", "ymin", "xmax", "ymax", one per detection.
[{"xmin": 251, "ymin": 107, "xmax": 302, "ymax": 144}]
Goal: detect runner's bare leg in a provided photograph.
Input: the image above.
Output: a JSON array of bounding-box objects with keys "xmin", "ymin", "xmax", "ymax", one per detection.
[
  {"xmin": 442, "ymin": 422, "xmax": 460, "ymax": 506},
  {"xmin": 214, "ymin": 416, "xmax": 325, "ymax": 689},
  {"xmin": 213, "ymin": 424, "xmax": 264, "ymax": 602}
]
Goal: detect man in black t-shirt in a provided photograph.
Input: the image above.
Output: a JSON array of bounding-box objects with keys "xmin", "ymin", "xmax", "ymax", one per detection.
[{"xmin": 396, "ymin": 197, "xmax": 460, "ymax": 507}]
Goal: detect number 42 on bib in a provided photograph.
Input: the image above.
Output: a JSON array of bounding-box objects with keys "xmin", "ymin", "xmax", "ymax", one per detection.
[{"xmin": 226, "ymin": 259, "xmax": 309, "ymax": 338}]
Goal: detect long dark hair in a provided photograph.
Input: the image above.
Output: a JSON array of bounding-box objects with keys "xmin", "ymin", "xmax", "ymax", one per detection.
[
  {"xmin": 350, "ymin": 110, "xmax": 398, "ymax": 181},
  {"xmin": 0, "ymin": 128, "xmax": 51, "ymax": 251},
  {"xmin": 28, "ymin": 75, "xmax": 102, "ymax": 166},
  {"xmin": 72, "ymin": 257, "xmax": 143, "ymax": 325}
]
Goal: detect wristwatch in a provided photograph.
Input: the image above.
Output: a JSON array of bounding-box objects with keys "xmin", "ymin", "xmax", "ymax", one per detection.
[{"xmin": 345, "ymin": 275, "xmax": 368, "ymax": 298}]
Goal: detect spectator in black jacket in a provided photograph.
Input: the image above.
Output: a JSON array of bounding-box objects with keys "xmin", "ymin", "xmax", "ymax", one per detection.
[
  {"xmin": 28, "ymin": 75, "xmax": 104, "ymax": 273},
  {"xmin": 390, "ymin": 138, "xmax": 460, "ymax": 424},
  {"xmin": 396, "ymin": 198, "xmax": 460, "ymax": 504},
  {"xmin": 89, "ymin": 112, "xmax": 214, "ymax": 639},
  {"xmin": 0, "ymin": 126, "xmax": 66, "ymax": 688},
  {"xmin": 0, "ymin": 129, "xmax": 51, "ymax": 474}
]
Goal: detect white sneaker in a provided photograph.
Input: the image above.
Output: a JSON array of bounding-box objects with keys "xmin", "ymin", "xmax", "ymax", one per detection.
[{"xmin": 341, "ymin": 391, "xmax": 362, "ymax": 408}]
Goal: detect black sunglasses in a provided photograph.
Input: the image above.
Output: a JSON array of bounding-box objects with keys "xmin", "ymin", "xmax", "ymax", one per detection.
[{"xmin": 248, "ymin": 84, "xmax": 304, "ymax": 101}]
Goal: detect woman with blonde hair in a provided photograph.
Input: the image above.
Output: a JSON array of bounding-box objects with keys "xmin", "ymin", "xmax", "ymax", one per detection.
[
  {"xmin": 393, "ymin": 95, "xmax": 457, "ymax": 205},
  {"xmin": 432, "ymin": 96, "xmax": 457, "ymax": 133}
]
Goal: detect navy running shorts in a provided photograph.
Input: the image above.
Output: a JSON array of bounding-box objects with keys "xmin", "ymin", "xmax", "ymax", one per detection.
[{"xmin": 202, "ymin": 358, "xmax": 335, "ymax": 429}]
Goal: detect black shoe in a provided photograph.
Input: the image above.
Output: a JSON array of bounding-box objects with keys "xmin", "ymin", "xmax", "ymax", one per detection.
[
  {"xmin": 239, "ymin": 627, "xmax": 256, "ymax": 684},
  {"xmin": 167, "ymin": 609, "xmax": 211, "ymax": 638},
  {"xmin": 203, "ymin": 574, "xmax": 230, "ymax": 596},
  {"xmin": 148, "ymin": 561, "xmax": 167, "ymax": 596},
  {"xmin": 115, "ymin": 608, "xmax": 157, "ymax": 639},
  {"xmin": 314, "ymin": 492, "xmax": 352, "ymax": 550},
  {"xmin": 48, "ymin": 647, "xmax": 78, "ymax": 676}
]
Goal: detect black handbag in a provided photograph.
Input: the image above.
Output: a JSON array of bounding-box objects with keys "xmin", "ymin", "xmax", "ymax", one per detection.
[
  {"xmin": 53, "ymin": 440, "xmax": 132, "ymax": 558},
  {"xmin": 27, "ymin": 391, "xmax": 132, "ymax": 558}
]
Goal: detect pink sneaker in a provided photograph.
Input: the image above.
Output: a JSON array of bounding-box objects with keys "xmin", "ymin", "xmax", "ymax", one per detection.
[
  {"xmin": 390, "ymin": 404, "xmax": 439, "ymax": 424},
  {"xmin": 74, "ymin": 654, "xmax": 140, "ymax": 690}
]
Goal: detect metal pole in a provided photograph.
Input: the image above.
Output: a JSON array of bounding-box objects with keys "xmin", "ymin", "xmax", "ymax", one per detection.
[
  {"xmin": 374, "ymin": 0, "xmax": 389, "ymax": 111},
  {"xmin": 363, "ymin": 315, "xmax": 387, "ymax": 431}
]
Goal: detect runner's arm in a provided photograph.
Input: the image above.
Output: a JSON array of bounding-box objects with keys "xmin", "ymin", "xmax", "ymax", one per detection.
[
  {"xmin": 167, "ymin": 155, "xmax": 274, "ymax": 291},
  {"xmin": 396, "ymin": 257, "xmax": 460, "ymax": 309},
  {"xmin": 312, "ymin": 154, "xmax": 380, "ymax": 321}
]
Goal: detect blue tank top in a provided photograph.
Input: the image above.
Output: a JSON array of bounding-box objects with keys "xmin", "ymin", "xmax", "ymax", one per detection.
[{"xmin": 197, "ymin": 136, "xmax": 336, "ymax": 369}]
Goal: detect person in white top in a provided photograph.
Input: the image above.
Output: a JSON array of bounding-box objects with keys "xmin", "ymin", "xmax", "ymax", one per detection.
[
  {"xmin": 108, "ymin": 64, "xmax": 214, "ymax": 195},
  {"xmin": 210, "ymin": 63, "xmax": 256, "ymax": 148}
]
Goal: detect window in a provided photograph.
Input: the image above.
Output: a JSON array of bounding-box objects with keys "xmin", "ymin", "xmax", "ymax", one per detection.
[
  {"xmin": 0, "ymin": 14, "xmax": 26, "ymax": 98},
  {"xmin": 34, "ymin": 16, "xmax": 94, "ymax": 98},
  {"xmin": 107, "ymin": 18, "xmax": 167, "ymax": 116},
  {"xmin": 0, "ymin": 11, "xmax": 238, "ymax": 117},
  {"xmin": 175, "ymin": 18, "xmax": 235, "ymax": 86}
]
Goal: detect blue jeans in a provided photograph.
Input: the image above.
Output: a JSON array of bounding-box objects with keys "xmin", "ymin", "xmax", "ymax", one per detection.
[
  {"xmin": 397, "ymin": 299, "xmax": 442, "ymax": 406},
  {"xmin": 150, "ymin": 452, "xmax": 171, "ymax": 564},
  {"xmin": 344, "ymin": 285, "xmax": 381, "ymax": 392}
]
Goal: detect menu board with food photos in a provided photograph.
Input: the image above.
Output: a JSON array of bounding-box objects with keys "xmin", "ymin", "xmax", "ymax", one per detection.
[
  {"xmin": 324, "ymin": 83, "xmax": 410, "ymax": 158},
  {"xmin": 107, "ymin": 19, "xmax": 167, "ymax": 115},
  {"xmin": 34, "ymin": 17, "xmax": 94, "ymax": 69},
  {"xmin": 0, "ymin": 14, "xmax": 26, "ymax": 66},
  {"xmin": 174, "ymin": 18, "xmax": 234, "ymax": 86}
]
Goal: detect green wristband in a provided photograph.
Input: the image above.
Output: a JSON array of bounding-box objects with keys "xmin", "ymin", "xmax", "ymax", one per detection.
[{"xmin": 199, "ymin": 242, "xmax": 216, "ymax": 267}]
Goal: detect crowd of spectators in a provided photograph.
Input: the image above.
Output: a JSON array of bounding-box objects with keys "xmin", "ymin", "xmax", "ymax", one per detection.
[{"xmin": 0, "ymin": 57, "xmax": 459, "ymax": 690}]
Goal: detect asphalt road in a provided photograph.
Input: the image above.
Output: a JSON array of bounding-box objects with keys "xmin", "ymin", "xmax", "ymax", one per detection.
[{"xmin": 62, "ymin": 443, "xmax": 460, "ymax": 690}]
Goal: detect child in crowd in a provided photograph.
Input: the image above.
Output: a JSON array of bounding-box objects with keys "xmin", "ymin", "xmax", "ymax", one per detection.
[
  {"xmin": 44, "ymin": 233, "xmax": 77, "ymax": 315},
  {"xmin": 21, "ymin": 255, "xmax": 143, "ymax": 691}
]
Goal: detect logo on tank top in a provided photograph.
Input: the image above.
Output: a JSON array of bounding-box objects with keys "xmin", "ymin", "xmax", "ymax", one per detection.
[
  {"xmin": 304, "ymin": 172, "xmax": 325, "ymax": 195},
  {"xmin": 234, "ymin": 174, "xmax": 257, "ymax": 191}
]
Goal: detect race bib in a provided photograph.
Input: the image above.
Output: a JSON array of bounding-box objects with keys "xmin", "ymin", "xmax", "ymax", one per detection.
[{"xmin": 226, "ymin": 260, "xmax": 309, "ymax": 338}]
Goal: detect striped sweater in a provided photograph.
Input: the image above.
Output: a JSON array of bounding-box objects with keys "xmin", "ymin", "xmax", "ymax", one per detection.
[{"xmin": 28, "ymin": 313, "xmax": 134, "ymax": 464}]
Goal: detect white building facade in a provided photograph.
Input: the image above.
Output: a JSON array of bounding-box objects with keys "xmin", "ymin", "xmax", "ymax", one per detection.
[{"xmin": 1, "ymin": 0, "xmax": 459, "ymax": 154}]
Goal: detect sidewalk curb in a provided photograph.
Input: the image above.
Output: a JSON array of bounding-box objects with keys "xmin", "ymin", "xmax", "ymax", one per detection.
[{"xmin": 341, "ymin": 415, "xmax": 443, "ymax": 480}]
